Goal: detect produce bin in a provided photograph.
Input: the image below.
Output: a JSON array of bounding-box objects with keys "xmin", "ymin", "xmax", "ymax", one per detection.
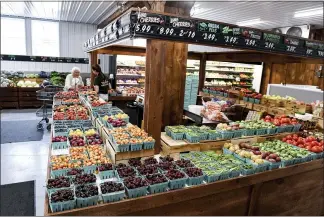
[
  {"xmin": 168, "ymin": 176, "xmax": 188, "ymax": 190},
  {"xmin": 148, "ymin": 181, "xmax": 169, "ymax": 194},
  {"xmin": 125, "ymin": 186, "xmax": 148, "ymax": 198},
  {"xmin": 255, "ymin": 128, "xmax": 267, "ymax": 135},
  {"xmin": 292, "ymin": 124, "xmax": 302, "ymax": 132},
  {"xmin": 99, "ymin": 170, "xmax": 115, "ymax": 180},
  {"xmin": 187, "ymin": 174, "xmax": 205, "ymax": 186},
  {"xmin": 143, "ymin": 141, "xmax": 155, "ymax": 150},
  {"xmin": 248, "ymin": 98, "xmax": 255, "ymax": 103},
  {"xmin": 76, "ymin": 195, "xmax": 99, "ymax": 208},
  {"xmin": 50, "ymin": 198, "xmax": 76, "ymax": 213},
  {"xmin": 185, "ymin": 133, "xmax": 200, "ymax": 143},
  {"xmin": 170, "ymin": 132, "xmax": 184, "ymax": 140},
  {"xmin": 242, "ymin": 129, "xmax": 255, "ymax": 136},
  {"xmin": 130, "ymin": 143, "xmax": 143, "ymax": 151},
  {"xmin": 102, "ymin": 190, "xmax": 125, "ymax": 203}
]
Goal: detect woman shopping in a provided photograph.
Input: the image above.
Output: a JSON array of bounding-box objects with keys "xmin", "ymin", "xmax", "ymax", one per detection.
[
  {"xmin": 92, "ymin": 64, "xmax": 110, "ymax": 100},
  {"xmin": 64, "ymin": 67, "xmax": 84, "ymax": 90}
]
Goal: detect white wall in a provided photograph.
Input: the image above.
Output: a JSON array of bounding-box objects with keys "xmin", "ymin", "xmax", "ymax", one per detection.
[{"xmin": 1, "ymin": 19, "xmax": 96, "ymax": 73}]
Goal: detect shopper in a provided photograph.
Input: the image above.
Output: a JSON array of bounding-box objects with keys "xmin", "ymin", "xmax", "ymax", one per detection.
[
  {"xmin": 64, "ymin": 67, "xmax": 84, "ymax": 90},
  {"xmin": 92, "ymin": 64, "xmax": 110, "ymax": 100}
]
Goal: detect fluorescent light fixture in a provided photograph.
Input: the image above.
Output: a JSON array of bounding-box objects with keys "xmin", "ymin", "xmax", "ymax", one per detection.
[
  {"xmin": 294, "ymin": 7, "xmax": 323, "ymax": 18},
  {"xmin": 236, "ymin": 18, "xmax": 264, "ymax": 26}
]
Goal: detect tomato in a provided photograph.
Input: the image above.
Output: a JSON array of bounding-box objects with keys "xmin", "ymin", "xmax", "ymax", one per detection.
[
  {"xmin": 282, "ymin": 138, "xmax": 287, "ymax": 142},
  {"xmin": 293, "ymin": 137, "xmax": 299, "ymax": 141},
  {"xmin": 293, "ymin": 134, "xmax": 298, "ymax": 138},
  {"xmin": 311, "ymin": 146, "xmax": 321, "ymax": 153},
  {"xmin": 311, "ymin": 141, "xmax": 319, "ymax": 147},
  {"xmin": 308, "ymin": 136, "xmax": 316, "ymax": 142},
  {"xmin": 298, "ymin": 144, "xmax": 305, "ymax": 148},
  {"xmin": 297, "ymin": 137, "xmax": 304, "ymax": 142},
  {"xmin": 286, "ymin": 139, "xmax": 292, "ymax": 144},
  {"xmin": 306, "ymin": 146, "xmax": 312, "ymax": 151},
  {"xmin": 292, "ymin": 141, "xmax": 297, "ymax": 146}
]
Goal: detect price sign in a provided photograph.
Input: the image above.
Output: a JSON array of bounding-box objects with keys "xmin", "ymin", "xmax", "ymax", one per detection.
[
  {"xmin": 135, "ymin": 24, "xmax": 153, "ymax": 33},
  {"xmin": 178, "ymin": 29, "xmax": 196, "ymax": 38},
  {"xmin": 198, "ymin": 22, "xmax": 220, "ymax": 33},
  {"xmin": 137, "ymin": 12, "xmax": 166, "ymax": 25},
  {"xmin": 264, "ymin": 41, "xmax": 275, "ymax": 50},
  {"xmin": 306, "ymin": 49, "xmax": 314, "ymax": 56},
  {"xmin": 201, "ymin": 33, "xmax": 217, "ymax": 41},
  {"xmin": 169, "ymin": 17, "xmax": 194, "ymax": 29},
  {"xmin": 263, "ymin": 32, "xmax": 282, "ymax": 51},
  {"xmin": 317, "ymin": 50, "xmax": 324, "ymax": 57},
  {"xmin": 245, "ymin": 38, "xmax": 258, "ymax": 47},
  {"xmin": 157, "ymin": 26, "xmax": 175, "ymax": 36},
  {"xmin": 65, "ymin": 58, "xmax": 72, "ymax": 63},
  {"xmin": 286, "ymin": 45, "xmax": 297, "ymax": 53},
  {"xmin": 224, "ymin": 35, "xmax": 239, "ymax": 45}
]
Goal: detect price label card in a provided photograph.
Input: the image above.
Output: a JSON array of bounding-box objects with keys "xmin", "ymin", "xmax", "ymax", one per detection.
[
  {"xmin": 223, "ymin": 35, "xmax": 239, "ymax": 45},
  {"xmin": 317, "ymin": 50, "xmax": 324, "ymax": 57},
  {"xmin": 263, "ymin": 32, "xmax": 282, "ymax": 51}
]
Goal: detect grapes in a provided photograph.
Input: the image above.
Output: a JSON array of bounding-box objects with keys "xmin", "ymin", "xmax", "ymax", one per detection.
[
  {"xmin": 176, "ymin": 159, "xmax": 194, "ymax": 168},
  {"xmin": 159, "ymin": 155, "xmax": 174, "ymax": 162},
  {"xmin": 50, "ymin": 189, "xmax": 74, "ymax": 203},
  {"xmin": 165, "ymin": 169, "xmax": 185, "ymax": 180},
  {"xmin": 100, "ymin": 182, "xmax": 125, "ymax": 194},
  {"xmin": 144, "ymin": 157, "xmax": 157, "ymax": 165},
  {"xmin": 184, "ymin": 167, "xmax": 203, "ymax": 177},
  {"xmin": 75, "ymin": 185, "xmax": 98, "ymax": 198},
  {"xmin": 98, "ymin": 163, "xmax": 113, "ymax": 172},
  {"xmin": 146, "ymin": 174, "xmax": 168, "ymax": 185},
  {"xmin": 123, "ymin": 177, "xmax": 148, "ymax": 189},
  {"xmin": 115, "ymin": 163, "xmax": 127, "ymax": 169},
  {"xmin": 136, "ymin": 165, "xmax": 158, "ymax": 175},
  {"xmin": 157, "ymin": 161, "xmax": 176, "ymax": 171},
  {"xmin": 47, "ymin": 176, "xmax": 70, "ymax": 189},
  {"xmin": 67, "ymin": 168, "xmax": 83, "ymax": 176},
  {"xmin": 73, "ymin": 174, "xmax": 96, "ymax": 185},
  {"xmin": 128, "ymin": 158, "xmax": 142, "ymax": 167},
  {"xmin": 117, "ymin": 166, "xmax": 136, "ymax": 178}
]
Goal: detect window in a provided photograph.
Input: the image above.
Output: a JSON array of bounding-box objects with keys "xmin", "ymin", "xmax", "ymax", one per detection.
[
  {"xmin": 1, "ymin": 17, "xmax": 26, "ymax": 55},
  {"xmin": 31, "ymin": 20, "xmax": 59, "ymax": 56}
]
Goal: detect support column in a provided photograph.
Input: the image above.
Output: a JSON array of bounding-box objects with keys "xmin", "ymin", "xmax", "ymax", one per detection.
[
  {"xmin": 198, "ymin": 53, "xmax": 207, "ymax": 91},
  {"xmin": 90, "ymin": 51, "xmax": 98, "ymax": 86},
  {"xmin": 144, "ymin": 1, "xmax": 194, "ymax": 154}
]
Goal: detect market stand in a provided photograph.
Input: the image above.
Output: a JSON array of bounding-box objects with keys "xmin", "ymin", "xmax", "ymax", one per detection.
[{"xmin": 45, "ymin": 3, "xmax": 324, "ymax": 216}]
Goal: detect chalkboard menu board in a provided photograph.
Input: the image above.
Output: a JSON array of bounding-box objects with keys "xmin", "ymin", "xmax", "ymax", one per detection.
[
  {"xmin": 1, "ymin": 55, "xmax": 89, "ymax": 64},
  {"xmin": 84, "ymin": 9, "xmax": 324, "ymax": 59}
]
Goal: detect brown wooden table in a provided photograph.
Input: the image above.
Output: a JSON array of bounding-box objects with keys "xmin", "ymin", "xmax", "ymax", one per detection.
[{"xmin": 45, "ymin": 159, "xmax": 324, "ymax": 216}]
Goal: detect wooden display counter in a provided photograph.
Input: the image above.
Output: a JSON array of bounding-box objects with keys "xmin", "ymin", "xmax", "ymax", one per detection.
[
  {"xmin": 44, "ymin": 159, "xmax": 324, "ymax": 216},
  {"xmin": 108, "ymin": 96, "xmax": 136, "ymax": 101}
]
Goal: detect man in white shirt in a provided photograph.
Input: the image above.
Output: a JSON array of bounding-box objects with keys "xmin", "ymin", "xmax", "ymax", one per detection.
[{"xmin": 64, "ymin": 67, "xmax": 84, "ymax": 90}]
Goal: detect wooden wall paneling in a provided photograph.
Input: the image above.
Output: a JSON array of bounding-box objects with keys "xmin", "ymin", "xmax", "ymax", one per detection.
[
  {"xmin": 260, "ymin": 63, "xmax": 272, "ymax": 95},
  {"xmin": 198, "ymin": 53, "xmax": 207, "ymax": 91},
  {"xmin": 270, "ymin": 64, "xmax": 285, "ymax": 84}
]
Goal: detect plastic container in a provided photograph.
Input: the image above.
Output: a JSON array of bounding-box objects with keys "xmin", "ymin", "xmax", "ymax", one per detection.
[
  {"xmin": 168, "ymin": 176, "xmax": 188, "ymax": 190},
  {"xmin": 187, "ymin": 174, "xmax": 205, "ymax": 186},
  {"xmin": 148, "ymin": 181, "xmax": 169, "ymax": 194},
  {"xmin": 143, "ymin": 141, "xmax": 155, "ymax": 150},
  {"xmin": 221, "ymin": 131, "xmax": 234, "ymax": 139},
  {"xmin": 82, "ymin": 165, "xmax": 97, "ymax": 174},
  {"xmin": 248, "ymin": 98, "xmax": 255, "ymax": 103},
  {"xmin": 50, "ymin": 198, "xmax": 76, "ymax": 213},
  {"xmin": 232, "ymin": 130, "xmax": 243, "ymax": 138},
  {"xmin": 242, "ymin": 129, "xmax": 255, "ymax": 136},
  {"xmin": 267, "ymin": 128, "xmax": 277, "ymax": 135},
  {"xmin": 125, "ymin": 186, "xmax": 148, "ymax": 198},
  {"xmin": 98, "ymin": 170, "xmax": 115, "ymax": 180},
  {"xmin": 255, "ymin": 128, "xmax": 267, "ymax": 135},
  {"xmin": 51, "ymin": 168, "xmax": 70, "ymax": 178},
  {"xmin": 292, "ymin": 124, "xmax": 302, "ymax": 132},
  {"xmin": 102, "ymin": 190, "xmax": 125, "ymax": 203},
  {"xmin": 130, "ymin": 143, "xmax": 143, "ymax": 151},
  {"xmin": 76, "ymin": 195, "xmax": 99, "ymax": 208},
  {"xmin": 170, "ymin": 131, "xmax": 184, "ymax": 140},
  {"xmin": 185, "ymin": 133, "xmax": 200, "ymax": 143},
  {"xmin": 222, "ymin": 148, "xmax": 233, "ymax": 155},
  {"xmin": 51, "ymin": 141, "xmax": 69, "ymax": 150}
]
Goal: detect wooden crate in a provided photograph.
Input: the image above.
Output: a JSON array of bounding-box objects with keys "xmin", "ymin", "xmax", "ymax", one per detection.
[
  {"xmin": 268, "ymin": 98, "xmax": 284, "ymax": 107},
  {"xmin": 0, "ymin": 87, "xmax": 19, "ymax": 109},
  {"xmin": 267, "ymin": 107, "xmax": 286, "ymax": 116},
  {"xmin": 252, "ymin": 104, "xmax": 268, "ymax": 112},
  {"xmin": 161, "ymin": 133, "xmax": 201, "ymax": 154},
  {"xmin": 286, "ymin": 100, "xmax": 297, "ymax": 110},
  {"xmin": 295, "ymin": 103, "xmax": 306, "ymax": 114},
  {"xmin": 18, "ymin": 87, "xmax": 42, "ymax": 108}
]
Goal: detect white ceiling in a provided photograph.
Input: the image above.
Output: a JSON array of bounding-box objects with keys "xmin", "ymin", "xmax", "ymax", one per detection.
[
  {"xmin": 0, "ymin": 1, "xmax": 117, "ymax": 25},
  {"xmin": 0, "ymin": 1, "xmax": 322, "ymax": 30},
  {"xmin": 191, "ymin": 1, "xmax": 323, "ymax": 29}
]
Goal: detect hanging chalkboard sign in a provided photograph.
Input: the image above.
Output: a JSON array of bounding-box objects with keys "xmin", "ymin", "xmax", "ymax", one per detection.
[{"xmin": 1, "ymin": 54, "xmax": 89, "ymax": 64}]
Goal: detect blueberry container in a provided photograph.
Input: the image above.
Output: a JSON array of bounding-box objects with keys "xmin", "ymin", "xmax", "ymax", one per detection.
[
  {"xmin": 185, "ymin": 133, "xmax": 200, "ymax": 143},
  {"xmin": 50, "ymin": 198, "xmax": 76, "ymax": 213},
  {"xmin": 99, "ymin": 169, "xmax": 116, "ymax": 180},
  {"xmin": 170, "ymin": 132, "xmax": 184, "ymax": 140},
  {"xmin": 76, "ymin": 195, "xmax": 99, "ymax": 208},
  {"xmin": 143, "ymin": 141, "xmax": 155, "ymax": 150},
  {"xmin": 221, "ymin": 131, "xmax": 234, "ymax": 139},
  {"xmin": 125, "ymin": 186, "xmax": 148, "ymax": 198},
  {"xmin": 102, "ymin": 189, "xmax": 125, "ymax": 203},
  {"xmin": 148, "ymin": 181, "xmax": 169, "ymax": 194}
]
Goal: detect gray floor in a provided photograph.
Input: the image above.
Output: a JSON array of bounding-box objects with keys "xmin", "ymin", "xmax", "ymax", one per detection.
[{"xmin": 1, "ymin": 109, "xmax": 50, "ymax": 216}]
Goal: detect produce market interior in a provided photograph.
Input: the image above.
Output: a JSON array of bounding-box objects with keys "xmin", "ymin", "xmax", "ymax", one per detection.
[{"xmin": 0, "ymin": 1, "xmax": 323, "ymax": 216}]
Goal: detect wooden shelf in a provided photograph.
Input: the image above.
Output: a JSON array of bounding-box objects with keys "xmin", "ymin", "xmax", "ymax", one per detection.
[
  {"xmin": 108, "ymin": 96, "xmax": 137, "ymax": 101},
  {"xmin": 205, "ymin": 69, "xmax": 254, "ymax": 73}
]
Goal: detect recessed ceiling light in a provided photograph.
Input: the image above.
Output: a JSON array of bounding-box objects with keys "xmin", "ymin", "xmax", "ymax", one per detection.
[
  {"xmin": 294, "ymin": 7, "xmax": 323, "ymax": 18},
  {"xmin": 236, "ymin": 18, "xmax": 264, "ymax": 26}
]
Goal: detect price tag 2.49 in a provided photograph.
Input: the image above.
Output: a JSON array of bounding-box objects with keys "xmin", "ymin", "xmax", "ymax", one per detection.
[{"xmin": 224, "ymin": 36, "xmax": 238, "ymax": 44}]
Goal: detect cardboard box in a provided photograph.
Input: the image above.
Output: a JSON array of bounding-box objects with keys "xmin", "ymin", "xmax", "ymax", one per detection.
[
  {"xmin": 268, "ymin": 98, "xmax": 284, "ymax": 107},
  {"xmin": 260, "ymin": 98, "xmax": 268, "ymax": 105},
  {"xmin": 285, "ymin": 108, "xmax": 295, "ymax": 116},
  {"xmin": 253, "ymin": 104, "xmax": 268, "ymax": 112},
  {"xmin": 295, "ymin": 103, "xmax": 306, "ymax": 114},
  {"xmin": 268, "ymin": 107, "xmax": 286, "ymax": 116},
  {"xmin": 286, "ymin": 100, "xmax": 297, "ymax": 110},
  {"xmin": 242, "ymin": 101, "xmax": 253, "ymax": 109}
]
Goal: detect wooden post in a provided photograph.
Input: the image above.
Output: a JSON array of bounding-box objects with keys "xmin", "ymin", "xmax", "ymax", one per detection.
[
  {"xmin": 198, "ymin": 53, "xmax": 207, "ymax": 91},
  {"xmin": 90, "ymin": 51, "xmax": 98, "ymax": 86},
  {"xmin": 144, "ymin": 1, "xmax": 194, "ymax": 154}
]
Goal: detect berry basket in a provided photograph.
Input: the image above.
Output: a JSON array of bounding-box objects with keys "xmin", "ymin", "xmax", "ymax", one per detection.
[
  {"xmin": 99, "ymin": 170, "xmax": 116, "ymax": 180},
  {"xmin": 148, "ymin": 180, "xmax": 169, "ymax": 194},
  {"xmin": 242, "ymin": 129, "xmax": 255, "ymax": 136},
  {"xmin": 310, "ymin": 152, "xmax": 324, "ymax": 160},
  {"xmin": 222, "ymin": 147, "xmax": 233, "ymax": 155},
  {"xmin": 285, "ymin": 125, "xmax": 294, "ymax": 132},
  {"xmin": 267, "ymin": 128, "xmax": 277, "ymax": 135},
  {"xmin": 168, "ymin": 176, "xmax": 188, "ymax": 190},
  {"xmin": 186, "ymin": 174, "xmax": 205, "ymax": 186},
  {"xmin": 165, "ymin": 127, "xmax": 171, "ymax": 136},
  {"xmin": 185, "ymin": 133, "xmax": 200, "ymax": 143},
  {"xmin": 277, "ymin": 126, "xmax": 287, "ymax": 133},
  {"xmin": 198, "ymin": 132, "xmax": 209, "ymax": 141},
  {"xmin": 254, "ymin": 99, "xmax": 261, "ymax": 104},
  {"xmin": 281, "ymin": 159, "xmax": 295, "ymax": 167},
  {"xmin": 246, "ymin": 159, "xmax": 269, "ymax": 173},
  {"xmin": 117, "ymin": 144, "xmax": 130, "ymax": 152},
  {"xmin": 243, "ymin": 97, "xmax": 248, "ymax": 102},
  {"xmin": 76, "ymin": 195, "xmax": 99, "ymax": 208},
  {"xmin": 82, "ymin": 165, "xmax": 97, "ymax": 174},
  {"xmin": 255, "ymin": 128, "xmax": 267, "ymax": 135},
  {"xmin": 267, "ymin": 161, "xmax": 281, "ymax": 170},
  {"xmin": 125, "ymin": 186, "xmax": 148, "ymax": 198},
  {"xmin": 232, "ymin": 129, "xmax": 243, "ymax": 138},
  {"xmin": 143, "ymin": 140, "xmax": 155, "ymax": 150},
  {"xmin": 230, "ymin": 169, "xmax": 241, "ymax": 178},
  {"xmin": 233, "ymin": 153, "xmax": 246, "ymax": 162},
  {"xmin": 219, "ymin": 171, "xmax": 231, "ymax": 180},
  {"xmin": 102, "ymin": 189, "xmax": 125, "ymax": 203},
  {"xmin": 51, "ymin": 168, "xmax": 71, "ymax": 178},
  {"xmin": 130, "ymin": 143, "xmax": 143, "ymax": 151},
  {"xmin": 220, "ymin": 131, "xmax": 234, "ymax": 139},
  {"xmin": 204, "ymin": 172, "xmax": 221, "ymax": 183},
  {"xmin": 248, "ymin": 98, "xmax": 255, "ymax": 103},
  {"xmin": 241, "ymin": 167, "xmax": 255, "ymax": 176},
  {"xmin": 292, "ymin": 124, "xmax": 302, "ymax": 132},
  {"xmin": 208, "ymin": 131, "xmax": 220, "ymax": 140},
  {"xmin": 50, "ymin": 197, "xmax": 76, "ymax": 213},
  {"xmin": 52, "ymin": 141, "xmax": 69, "ymax": 150},
  {"xmin": 47, "ymin": 186, "xmax": 73, "ymax": 197},
  {"xmin": 170, "ymin": 132, "xmax": 184, "ymax": 140},
  {"xmin": 224, "ymin": 92, "xmax": 228, "ymax": 98}
]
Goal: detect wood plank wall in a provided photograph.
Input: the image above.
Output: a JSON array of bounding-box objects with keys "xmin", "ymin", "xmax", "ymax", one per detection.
[{"xmin": 261, "ymin": 63, "xmax": 324, "ymax": 95}]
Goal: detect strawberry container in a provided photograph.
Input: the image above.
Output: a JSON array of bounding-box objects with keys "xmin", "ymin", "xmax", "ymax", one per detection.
[
  {"xmin": 102, "ymin": 188, "xmax": 125, "ymax": 203},
  {"xmin": 50, "ymin": 195, "xmax": 76, "ymax": 213},
  {"xmin": 221, "ymin": 131, "xmax": 234, "ymax": 139},
  {"xmin": 99, "ymin": 169, "xmax": 116, "ymax": 180},
  {"xmin": 242, "ymin": 129, "xmax": 255, "ymax": 136},
  {"xmin": 130, "ymin": 143, "xmax": 143, "ymax": 151},
  {"xmin": 125, "ymin": 186, "xmax": 148, "ymax": 198},
  {"xmin": 143, "ymin": 141, "xmax": 155, "ymax": 150},
  {"xmin": 76, "ymin": 195, "xmax": 99, "ymax": 208},
  {"xmin": 267, "ymin": 128, "xmax": 277, "ymax": 135},
  {"xmin": 255, "ymin": 128, "xmax": 267, "ymax": 135},
  {"xmin": 292, "ymin": 124, "xmax": 302, "ymax": 132},
  {"xmin": 248, "ymin": 98, "xmax": 255, "ymax": 103},
  {"xmin": 185, "ymin": 133, "xmax": 200, "ymax": 143},
  {"xmin": 170, "ymin": 132, "xmax": 184, "ymax": 140},
  {"xmin": 147, "ymin": 180, "xmax": 169, "ymax": 194}
]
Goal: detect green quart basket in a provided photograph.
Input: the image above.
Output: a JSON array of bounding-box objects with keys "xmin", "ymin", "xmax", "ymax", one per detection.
[
  {"xmin": 50, "ymin": 199, "xmax": 76, "ymax": 213},
  {"xmin": 76, "ymin": 195, "xmax": 99, "ymax": 208},
  {"xmin": 102, "ymin": 190, "xmax": 125, "ymax": 203}
]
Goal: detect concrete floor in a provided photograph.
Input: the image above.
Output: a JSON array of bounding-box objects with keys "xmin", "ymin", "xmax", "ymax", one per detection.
[{"xmin": 1, "ymin": 109, "xmax": 50, "ymax": 216}]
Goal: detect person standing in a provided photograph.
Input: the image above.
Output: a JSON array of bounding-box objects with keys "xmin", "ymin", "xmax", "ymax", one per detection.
[
  {"xmin": 64, "ymin": 67, "xmax": 84, "ymax": 90},
  {"xmin": 92, "ymin": 64, "xmax": 110, "ymax": 100}
]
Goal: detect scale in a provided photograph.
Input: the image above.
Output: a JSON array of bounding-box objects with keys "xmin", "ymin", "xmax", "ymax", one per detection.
[{"xmin": 135, "ymin": 94, "xmax": 145, "ymax": 106}]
